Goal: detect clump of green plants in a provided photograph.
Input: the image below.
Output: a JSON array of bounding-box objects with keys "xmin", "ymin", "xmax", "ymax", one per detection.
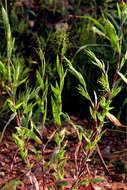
[
  {"xmin": 63, "ymin": 2, "xmax": 127, "ymax": 188},
  {"xmin": 0, "ymin": 0, "xmax": 127, "ymax": 189},
  {"xmin": 1, "ymin": 3, "xmax": 69, "ymax": 189},
  {"xmin": 1, "ymin": 1, "xmax": 43, "ymax": 175}
]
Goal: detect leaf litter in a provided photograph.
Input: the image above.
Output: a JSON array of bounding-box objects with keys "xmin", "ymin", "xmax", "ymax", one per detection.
[{"xmin": 0, "ymin": 115, "xmax": 127, "ymax": 189}]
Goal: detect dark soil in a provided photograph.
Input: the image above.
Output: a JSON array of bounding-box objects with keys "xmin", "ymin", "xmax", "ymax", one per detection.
[{"xmin": 0, "ymin": 116, "xmax": 127, "ymax": 190}]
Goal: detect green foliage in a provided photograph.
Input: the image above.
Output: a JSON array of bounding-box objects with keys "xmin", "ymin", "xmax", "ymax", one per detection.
[
  {"xmin": 36, "ymin": 48, "xmax": 48, "ymax": 126},
  {"xmin": 13, "ymin": 126, "xmax": 42, "ymax": 162},
  {"xmin": 64, "ymin": 16, "xmax": 126, "ymax": 169},
  {"xmin": 80, "ymin": 177, "xmax": 105, "ymax": 185},
  {"xmin": 0, "ymin": 112, "xmax": 15, "ymax": 143},
  {"xmin": 0, "ymin": 60, "xmax": 7, "ymax": 79},
  {"xmin": 51, "ymin": 55, "xmax": 67, "ymax": 127},
  {"xmin": 51, "ymin": 95, "xmax": 61, "ymax": 126},
  {"xmin": 0, "ymin": 1, "xmax": 127, "ymax": 189}
]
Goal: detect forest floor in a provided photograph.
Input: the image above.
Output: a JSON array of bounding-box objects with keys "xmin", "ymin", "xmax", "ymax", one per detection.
[{"xmin": 0, "ymin": 116, "xmax": 127, "ymax": 190}]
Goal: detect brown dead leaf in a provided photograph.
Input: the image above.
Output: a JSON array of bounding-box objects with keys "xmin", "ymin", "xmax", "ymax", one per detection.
[
  {"xmin": 106, "ymin": 112, "xmax": 122, "ymax": 127},
  {"xmin": 26, "ymin": 171, "xmax": 39, "ymax": 190},
  {"xmin": 118, "ymin": 71, "xmax": 127, "ymax": 84},
  {"xmin": 70, "ymin": 115, "xmax": 78, "ymax": 121}
]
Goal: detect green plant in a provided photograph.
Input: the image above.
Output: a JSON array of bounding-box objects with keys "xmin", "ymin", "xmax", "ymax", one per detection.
[
  {"xmin": 1, "ymin": 3, "xmax": 70, "ymax": 189},
  {"xmin": 1, "ymin": 1, "xmax": 127, "ymax": 189},
  {"xmin": 36, "ymin": 48, "xmax": 48, "ymax": 126},
  {"xmin": 48, "ymin": 128, "xmax": 67, "ymax": 189},
  {"xmin": 63, "ymin": 3, "xmax": 127, "ymax": 187},
  {"xmin": 1, "ymin": 4, "xmax": 43, "ymax": 189},
  {"xmin": 51, "ymin": 54, "xmax": 67, "ymax": 130},
  {"xmin": 70, "ymin": 1, "xmax": 127, "ymax": 115}
]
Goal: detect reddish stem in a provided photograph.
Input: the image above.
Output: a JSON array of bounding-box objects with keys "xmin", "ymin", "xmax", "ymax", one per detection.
[
  {"xmin": 41, "ymin": 148, "xmax": 45, "ymax": 190},
  {"xmin": 112, "ymin": 72, "xmax": 118, "ymax": 89}
]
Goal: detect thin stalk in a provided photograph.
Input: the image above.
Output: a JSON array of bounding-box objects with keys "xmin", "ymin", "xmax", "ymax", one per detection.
[{"xmin": 41, "ymin": 147, "xmax": 45, "ymax": 190}]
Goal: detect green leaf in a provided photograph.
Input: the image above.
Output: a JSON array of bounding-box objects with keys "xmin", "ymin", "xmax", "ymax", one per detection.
[
  {"xmin": 29, "ymin": 87, "xmax": 41, "ymax": 99},
  {"xmin": 91, "ymin": 130, "xmax": 106, "ymax": 149},
  {"xmin": 15, "ymin": 102, "xmax": 23, "ymax": 110},
  {"xmin": 40, "ymin": 101, "xmax": 45, "ymax": 113},
  {"xmin": 110, "ymin": 86, "xmax": 123, "ymax": 99},
  {"xmin": 35, "ymin": 94, "xmax": 41, "ymax": 106},
  {"xmin": 2, "ymin": 6, "xmax": 10, "ymax": 34},
  {"xmin": 60, "ymin": 70, "xmax": 67, "ymax": 92},
  {"xmin": 98, "ymin": 73, "xmax": 110, "ymax": 92},
  {"xmin": 23, "ymin": 103, "xmax": 34, "ymax": 114},
  {"xmin": 36, "ymin": 78, "xmax": 48, "ymax": 118},
  {"xmin": 81, "ymin": 177, "xmax": 105, "ymax": 185},
  {"xmin": 27, "ymin": 163, "xmax": 34, "ymax": 169},
  {"xmin": 15, "ymin": 77, "xmax": 28, "ymax": 87},
  {"xmin": 15, "ymin": 127, "xmax": 23, "ymax": 136},
  {"xmin": 79, "ymin": 15, "xmax": 105, "ymax": 32},
  {"xmin": 13, "ymin": 133, "xmax": 27, "ymax": 162},
  {"xmin": 31, "ymin": 120, "xmax": 42, "ymax": 139},
  {"xmin": 0, "ymin": 113, "xmax": 15, "ymax": 143},
  {"xmin": 39, "ymin": 48, "xmax": 44, "ymax": 60},
  {"xmin": 89, "ymin": 106, "xmax": 97, "ymax": 121},
  {"xmin": 106, "ymin": 12, "xmax": 119, "ymax": 30},
  {"xmin": 64, "ymin": 56, "xmax": 72, "ymax": 66},
  {"xmin": 76, "ymin": 126, "xmax": 90, "ymax": 143},
  {"xmin": 22, "ymin": 127, "xmax": 42, "ymax": 144},
  {"xmin": 42, "ymin": 97, "xmax": 47, "ymax": 125},
  {"xmin": 22, "ymin": 128, "xmax": 31, "ymax": 140},
  {"xmin": 0, "ymin": 61, "xmax": 7, "ymax": 78},
  {"xmin": 29, "ymin": 147, "xmax": 41, "ymax": 161},
  {"xmin": 51, "ymin": 147, "xmax": 60, "ymax": 164},
  {"xmin": 85, "ymin": 49, "xmax": 103, "ymax": 70},
  {"xmin": 90, "ymin": 136, "xmax": 101, "ymax": 150},
  {"xmin": 97, "ymin": 112, "xmax": 104, "ymax": 122},
  {"xmin": 105, "ymin": 19, "xmax": 120, "ymax": 52},
  {"xmin": 51, "ymin": 96, "xmax": 61, "ymax": 126},
  {"xmin": 74, "ymin": 44, "xmax": 106, "ymax": 58},
  {"xmin": 68, "ymin": 64, "xmax": 86, "ymax": 88},
  {"xmin": 100, "ymin": 96, "xmax": 106, "ymax": 107},
  {"xmin": 51, "ymin": 83, "xmax": 59, "ymax": 97},
  {"xmin": 77, "ymin": 85, "xmax": 90, "ymax": 100},
  {"xmin": 105, "ymin": 19, "xmax": 117, "ymax": 36},
  {"xmin": 92, "ymin": 26, "xmax": 108, "ymax": 39},
  {"xmin": 62, "ymin": 40, "xmax": 67, "ymax": 56},
  {"xmin": 39, "ymin": 49, "xmax": 46, "ymax": 77},
  {"xmin": 7, "ymin": 99, "xmax": 15, "ymax": 112},
  {"xmin": 2, "ymin": 6, "xmax": 14, "ymax": 57},
  {"xmin": 117, "ymin": 3, "xmax": 121, "ymax": 19},
  {"xmin": 56, "ymin": 54, "xmax": 61, "ymax": 78},
  {"xmin": 122, "ymin": 5, "xmax": 127, "ymax": 24},
  {"xmin": 120, "ymin": 57, "xmax": 125, "ymax": 70},
  {"xmin": 58, "ymin": 149, "xmax": 66, "ymax": 160},
  {"xmin": 36, "ymin": 70, "xmax": 44, "ymax": 90}
]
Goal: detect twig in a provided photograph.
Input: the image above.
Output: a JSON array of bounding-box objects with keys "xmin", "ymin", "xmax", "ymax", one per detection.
[{"xmin": 96, "ymin": 144, "xmax": 109, "ymax": 173}]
